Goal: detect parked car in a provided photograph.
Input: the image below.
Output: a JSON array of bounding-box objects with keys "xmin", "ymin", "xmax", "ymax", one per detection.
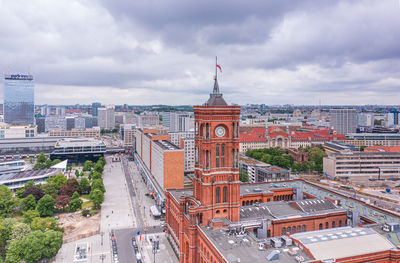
[{"xmin": 132, "ymin": 237, "xmax": 138, "ymax": 252}]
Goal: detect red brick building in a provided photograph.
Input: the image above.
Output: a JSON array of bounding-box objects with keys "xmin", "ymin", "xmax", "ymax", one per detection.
[{"xmin": 165, "ymin": 75, "xmax": 400, "ymax": 263}]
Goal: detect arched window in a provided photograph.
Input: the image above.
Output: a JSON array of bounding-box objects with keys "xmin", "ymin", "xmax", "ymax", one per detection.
[
  {"xmin": 195, "ymin": 147, "xmax": 199, "ymax": 164},
  {"xmin": 221, "ymin": 144, "xmax": 225, "ymax": 167},
  {"xmin": 216, "ymin": 187, "xmax": 220, "ymax": 203},
  {"xmin": 319, "ymin": 223, "xmax": 323, "ymax": 230},
  {"xmin": 287, "ymin": 227, "xmax": 291, "ymax": 234},
  {"xmin": 297, "ymin": 225, "xmax": 301, "ymax": 233},
  {"xmin": 246, "ymin": 201, "xmax": 249, "ymax": 205},
  {"xmin": 332, "ymin": 221, "xmax": 336, "ymax": 228},
  {"xmin": 195, "ymin": 122, "xmax": 199, "ymax": 135},
  {"xmin": 242, "ymin": 201, "xmax": 245, "ymax": 206},
  {"xmin": 302, "ymin": 225, "xmax": 306, "ymax": 232},
  {"xmin": 223, "ymin": 186, "xmax": 227, "ymax": 203},
  {"xmin": 250, "ymin": 200, "xmax": 253, "ymax": 205},
  {"xmin": 339, "ymin": 220, "xmax": 342, "ymax": 227},
  {"xmin": 325, "ymin": 222, "xmax": 329, "ymax": 229},
  {"xmin": 282, "ymin": 227, "xmax": 286, "ymax": 235},
  {"xmin": 216, "ymin": 144, "xmax": 220, "ymax": 168},
  {"xmin": 292, "ymin": 226, "xmax": 296, "ymax": 233}
]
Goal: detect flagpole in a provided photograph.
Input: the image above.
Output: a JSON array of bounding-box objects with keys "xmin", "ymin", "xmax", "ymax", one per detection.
[{"xmin": 215, "ymin": 56, "xmax": 218, "ymax": 80}]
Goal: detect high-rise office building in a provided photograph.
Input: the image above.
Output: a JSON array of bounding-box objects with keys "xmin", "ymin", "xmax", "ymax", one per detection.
[
  {"xmin": 330, "ymin": 108, "xmax": 357, "ymax": 134},
  {"xmin": 4, "ymin": 74, "xmax": 34, "ymax": 125},
  {"xmin": 170, "ymin": 112, "xmax": 194, "ymax": 132},
  {"xmin": 98, "ymin": 106, "xmax": 115, "ymax": 130},
  {"xmin": 91, "ymin": 102, "xmax": 101, "ymax": 117},
  {"xmin": 387, "ymin": 110, "xmax": 400, "ymax": 127}
]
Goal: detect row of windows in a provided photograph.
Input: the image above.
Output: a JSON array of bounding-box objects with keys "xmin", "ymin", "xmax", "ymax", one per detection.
[{"xmin": 281, "ymin": 220, "xmax": 343, "ymax": 235}]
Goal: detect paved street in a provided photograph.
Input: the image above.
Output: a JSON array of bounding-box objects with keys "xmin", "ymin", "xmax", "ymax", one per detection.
[
  {"xmin": 55, "ymin": 156, "xmax": 135, "ymax": 263},
  {"xmin": 115, "ymin": 156, "xmax": 178, "ymax": 263}
]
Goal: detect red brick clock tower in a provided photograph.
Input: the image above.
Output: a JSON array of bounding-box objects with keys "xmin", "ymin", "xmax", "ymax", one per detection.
[{"xmin": 192, "ymin": 70, "xmax": 241, "ymax": 223}]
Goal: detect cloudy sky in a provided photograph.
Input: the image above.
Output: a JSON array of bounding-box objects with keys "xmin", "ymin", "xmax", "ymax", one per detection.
[{"xmin": 1, "ymin": 0, "xmax": 400, "ymax": 105}]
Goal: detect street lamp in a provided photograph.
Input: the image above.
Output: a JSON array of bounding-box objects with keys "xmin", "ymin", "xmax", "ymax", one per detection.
[
  {"xmin": 100, "ymin": 253, "xmax": 106, "ymax": 263},
  {"xmin": 100, "ymin": 231, "xmax": 104, "ymax": 246},
  {"xmin": 152, "ymin": 239, "xmax": 159, "ymax": 263}
]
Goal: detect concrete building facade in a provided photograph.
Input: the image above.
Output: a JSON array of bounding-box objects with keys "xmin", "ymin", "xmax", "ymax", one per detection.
[
  {"xmin": 98, "ymin": 106, "xmax": 115, "ymax": 130},
  {"xmin": 330, "ymin": 108, "xmax": 357, "ymax": 134}
]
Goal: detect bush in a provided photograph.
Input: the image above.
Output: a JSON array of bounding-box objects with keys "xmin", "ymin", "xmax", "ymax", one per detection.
[{"xmin": 81, "ymin": 209, "xmax": 90, "ymax": 217}]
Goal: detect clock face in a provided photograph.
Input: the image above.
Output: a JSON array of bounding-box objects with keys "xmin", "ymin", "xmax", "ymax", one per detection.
[{"xmin": 215, "ymin": 126, "xmax": 226, "ymax": 137}]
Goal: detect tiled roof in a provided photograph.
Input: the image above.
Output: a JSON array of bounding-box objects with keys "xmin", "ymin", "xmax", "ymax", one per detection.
[{"xmin": 365, "ymin": 146, "xmax": 400, "ymax": 153}]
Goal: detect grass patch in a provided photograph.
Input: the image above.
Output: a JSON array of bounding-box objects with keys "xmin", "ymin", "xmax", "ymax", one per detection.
[{"xmin": 82, "ymin": 201, "xmax": 94, "ymax": 209}]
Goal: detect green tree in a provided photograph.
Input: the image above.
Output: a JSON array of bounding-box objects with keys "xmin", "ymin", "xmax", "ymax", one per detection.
[
  {"xmin": 20, "ymin": 230, "xmax": 45, "ymax": 263},
  {"xmin": 37, "ymin": 195, "xmax": 55, "ymax": 217},
  {"xmin": 37, "ymin": 153, "xmax": 47, "ymax": 164},
  {"xmin": 90, "ymin": 189, "xmax": 104, "ymax": 208},
  {"xmin": 48, "ymin": 174, "xmax": 67, "ymax": 190},
  {"xmin": 82, "ymin": 160, "xmax": 93, "ymax": 172},
  {"xmin": 91, "ymin": 171, "xmax": 102, "ymax": 180},
  {"xmin": 10, "ymin": 222, "xmax": 31, "ymax": 242},
  {"xmin": 41, "ymin": 183, "xmax": 58, "ymax": 199},
  {"xmin": 75, "ymin": 169, "xmax": 80, "ymax": 178},
  {"xmin": 94, "ymin": 161, "xmax": 104, "ymax": 174},
  {"xmin": 91, "ymin": 179, "xmax": 105, "ymax": 193},
  {"xmin": 309, "ymin": 147, "xmax": 326, "ymax": 173},
  {"xmin": 23, "ymin": 210, "xmax": 40, "ymax": 224},
  {"xmin": 24, "ymin": 181, "xmax": 35, "ymax": 189},
  {"xmin": 239, "ymin": 168, "xmax": 249, "ymax": 182},
  {"xmin": 30, "ymin": 217, "xmax": 62, "ymax": 232},
  {"xmin": 0, "ymin": 185, "xmax": 16, "ymax": 217},
  {"xmin": 79, "ymin": 178, "xmax": 90, "ymax": 194},
  {"xmin": 22, "ymin": 195, "xmax": 36, "ymax": 211},
  {"xmin": 42, "ymin": 230, "xmax": 63, "ymax": 259},
  {"xmin": 5, "ymin": 240, "xmax": 22, "ymax": 263},
  {"xmin": 98, "ymin": 157, "xmax": 106, "ymax": 166},
  {"xmin": 0, "ymin": 218, "xmax": 17, "ymax": 243},
  {"xmin": 69, "ymin": 192, "xmax": 83, "ymax": 212},
  {"xmin": 51, "ymin": 159, "xmax": 61, "ymax": 166}
]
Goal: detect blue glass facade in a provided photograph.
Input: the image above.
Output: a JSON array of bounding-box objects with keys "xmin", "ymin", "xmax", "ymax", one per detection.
[{"xmin": 4, "ymin": 74, "xmax": 34, "ymax": 125}]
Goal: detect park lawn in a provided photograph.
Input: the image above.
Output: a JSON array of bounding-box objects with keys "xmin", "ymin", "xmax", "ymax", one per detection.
[{"xmin": 82, "ymin": 201, "xmax": 94, "ymax": 209}]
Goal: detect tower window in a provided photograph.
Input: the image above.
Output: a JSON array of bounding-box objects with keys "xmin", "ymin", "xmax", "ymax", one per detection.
[
  {"xmin": 223, "ymin": 186, "xmax": 227, "ymax": 202},
  {"xmin": 221, "ymin": 144, "xmax": 225, "ymax": 167},
  {"xmin": 216, "ymin": 187, "xmax": 220, "ymax": 203},
  {"xmin": 216, "ymin": 144, "xmax": 220, "ymax": 168}
]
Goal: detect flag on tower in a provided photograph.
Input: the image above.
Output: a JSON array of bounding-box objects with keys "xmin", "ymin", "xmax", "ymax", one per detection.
[{"xmin": 216, "ymin": 64, "xmax": 222, "ymax": 72}]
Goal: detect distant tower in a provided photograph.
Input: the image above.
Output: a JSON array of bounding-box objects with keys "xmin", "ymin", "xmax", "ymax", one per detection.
[{"xmin": 192, "ymin": 59, "xmax": 241, "ymax": 223}]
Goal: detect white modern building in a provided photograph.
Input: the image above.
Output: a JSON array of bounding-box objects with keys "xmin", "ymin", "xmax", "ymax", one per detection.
[
  {"xmin": 98, "ymin": 106, "xmax": 115, "ymax": 130},
  {"xmin": 0, "ymin": 123, "xmax": 37, "ymax": 139}
]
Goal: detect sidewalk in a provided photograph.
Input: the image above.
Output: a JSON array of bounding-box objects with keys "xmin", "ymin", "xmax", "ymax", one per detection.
[{"xmin": 127, "ymin": 160, "xmax": 162, "ymax": 227}]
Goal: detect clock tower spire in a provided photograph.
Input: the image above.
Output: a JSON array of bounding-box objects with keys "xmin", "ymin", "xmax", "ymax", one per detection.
[{"xmin": 192, "ymin": 64, "xmax": 241, "ymax": 223}]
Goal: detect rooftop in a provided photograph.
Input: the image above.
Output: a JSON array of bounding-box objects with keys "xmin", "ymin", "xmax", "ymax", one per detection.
[
  {"xmin": 200, "ymin": 226, "xmax": 313, "ymax": 263},
  {"xmin": 0, "ymin": 168, "xmax": 58, "ymax": 183},
  {"xmin": 55, "ymin": 138, "xmax": 106, "ymax": 148},
  {"xmin": 153, "ymin": 140, "xmax": 181, "ymax": 151},
  {"xmin": 291, "ymin": 226, "xmax": 396, "ymax": 261}
]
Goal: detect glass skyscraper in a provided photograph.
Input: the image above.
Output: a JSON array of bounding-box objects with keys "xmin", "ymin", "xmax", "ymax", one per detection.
[{"xmin": 4, "ymin": 74, "xmax": 34, "ymax": 125}]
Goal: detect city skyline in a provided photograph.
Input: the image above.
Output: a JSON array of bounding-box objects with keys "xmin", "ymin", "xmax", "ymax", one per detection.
[{"xmin": 1, "ymin": 0, "xmax": 400, "ymax": 106}]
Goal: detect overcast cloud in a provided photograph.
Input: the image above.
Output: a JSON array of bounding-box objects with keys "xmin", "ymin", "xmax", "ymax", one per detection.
[{"xmin": 1, "ymin": 0, "xmax": 400, "ymax": 105}]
